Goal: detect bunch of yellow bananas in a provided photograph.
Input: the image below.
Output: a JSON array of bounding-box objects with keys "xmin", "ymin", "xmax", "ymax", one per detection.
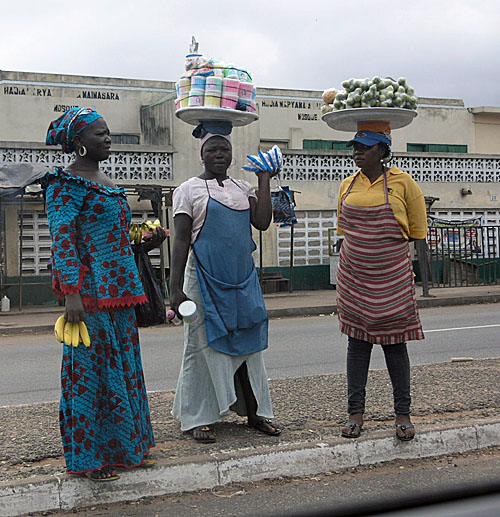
[
  {"xmin": 129, "ymin": 219, "xmax": 162, "ymax": 244},
  {"xmin": 145, "ymin": 219, "xmax": 162, "ymax": 230},
  {"xmin": 129, "ymin": 223, "xmax": 143, "ymax": 245},
  {"xmin": 54, "ymin": 315, "xmax": 91, "ymax": 348}
]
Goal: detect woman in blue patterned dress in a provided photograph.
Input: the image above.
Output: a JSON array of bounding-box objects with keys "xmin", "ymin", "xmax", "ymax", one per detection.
[{"xmin": 43, "ymin": 108, "xmax": 155, "ymax": 480}]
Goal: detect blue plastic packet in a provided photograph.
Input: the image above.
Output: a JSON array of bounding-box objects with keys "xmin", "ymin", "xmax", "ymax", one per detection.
[
  {"xmin": 248, "ymin": 154, "xmax": 267, "ymax": 171},
  {"xmin": 266, "ymin": 152, "xmax": 277, "ymax": 174},
  {"xmin": 243, "ymin": 145, "xmax": 283, "ymax": 176},
  {"xmin": 258, "ymin": 151, "xmax": 273, "ymax": 172},
  {"xmin": 272, "ymin": 146, "xmax": 282, "ymax": 170}
]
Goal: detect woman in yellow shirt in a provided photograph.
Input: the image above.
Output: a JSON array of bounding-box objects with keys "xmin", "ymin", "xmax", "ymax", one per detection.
[{"xmin": 336, "ymin": 124, "xmax": 427, "ymax": 441}]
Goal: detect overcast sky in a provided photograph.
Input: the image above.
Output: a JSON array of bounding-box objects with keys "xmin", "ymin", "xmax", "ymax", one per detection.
[{"xmin": 1, "ymin": 0, "xmax": 499, "ymax": 107}]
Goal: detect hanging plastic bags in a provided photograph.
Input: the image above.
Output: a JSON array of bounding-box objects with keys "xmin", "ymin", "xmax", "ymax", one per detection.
[
  {"xmin": 271, "ymin": 186, "xmax": 297, "ymax": 227},
  {"xmin": 133, "ymin": 245, "xmax": 167, "ymax": 327},
  {"xmin": 242, "ymin": 144, "xmax": 296, "ymax": 226}
]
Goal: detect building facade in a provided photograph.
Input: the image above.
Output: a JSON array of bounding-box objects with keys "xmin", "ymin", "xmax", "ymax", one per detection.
[{"xmin": 1, "ymin": 70, "xmax": 499, "ymax": 304}]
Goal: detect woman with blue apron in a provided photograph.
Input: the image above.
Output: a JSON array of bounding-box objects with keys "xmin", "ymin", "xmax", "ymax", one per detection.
[{"xmin": 170, "ymin": 123, "xmax": 281, "ymax": 443}]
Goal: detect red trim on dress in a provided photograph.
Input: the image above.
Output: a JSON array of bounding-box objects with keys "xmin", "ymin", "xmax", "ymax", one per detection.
[
  {"xmin": 52, "ymin": 263, "xmax": 89, "ymax": 297},
  {"xmin": 81, "ymin": 293, "xmax": 148, "ymax": 312}
]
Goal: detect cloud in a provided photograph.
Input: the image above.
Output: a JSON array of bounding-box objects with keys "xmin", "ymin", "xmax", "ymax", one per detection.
[{"xmin": 1, "ymin": 0, "xmax": 499, "ymax": 106}]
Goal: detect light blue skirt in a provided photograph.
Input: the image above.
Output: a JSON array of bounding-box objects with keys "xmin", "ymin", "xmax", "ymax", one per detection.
[{"xmin": 172, "ymin": 253, "xmax": 274, "ymax": 431}]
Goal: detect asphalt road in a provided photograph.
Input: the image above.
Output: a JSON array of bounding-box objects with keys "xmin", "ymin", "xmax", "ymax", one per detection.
[
  {"xmin": 30, "ymin": 447, "xmax": 500, "ymax": 516},
  {"xmin": 0, "ymin": 304, "xmax": 499, "ymax": 407}
]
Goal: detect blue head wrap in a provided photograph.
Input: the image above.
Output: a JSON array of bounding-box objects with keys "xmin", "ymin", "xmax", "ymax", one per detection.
[
  {"xmin": 46, "ymin": 107, "xmax": 103, "ymax": 153},
  {"xmin": 192, "ymin": 120, "xmax": 233, "ymax": 140}
]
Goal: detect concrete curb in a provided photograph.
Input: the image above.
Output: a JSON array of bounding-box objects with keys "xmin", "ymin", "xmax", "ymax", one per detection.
[
  {"xmin": 0, "ymin": 325, "xmax": 55, "ymax": 336},
  {"xmin": 1, "ymin": 420, "xmax": 499, "ymax": 517},
  {"xmin": 267, "ymin": 305, "xmax": 336, "ymax": 319},
  {"xmin": 416, "ymin": 294, "xmax": 500, "ymax": 309},
  {"xmin": 0, "ymin": 293, "xmax": 499, "ymax": 336}
]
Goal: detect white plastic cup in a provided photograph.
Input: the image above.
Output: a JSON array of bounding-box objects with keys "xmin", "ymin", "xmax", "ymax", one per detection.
[
  {"xmin": 166, "ymin": 309, "xmax": 182, "ymax": 325},
  {"xmin": 178, "ymin": 300, "xmax": 198, "ymax": 323}
]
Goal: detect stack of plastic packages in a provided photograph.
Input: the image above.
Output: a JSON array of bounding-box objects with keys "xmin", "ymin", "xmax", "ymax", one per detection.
[
  {"xmin": 177, "ymin": 77, "xmax": 191, "ymax": 108},
  {"xmin": 205, "ymin": 76, "xmax": 223, "ymax": 107},
  {"xmin": 189, "ymin": 75, "xmax": 206, "ymax": 107},
  {"xmin": 175, "ymin": 53, "xmax": 257, "ymax": 113}
]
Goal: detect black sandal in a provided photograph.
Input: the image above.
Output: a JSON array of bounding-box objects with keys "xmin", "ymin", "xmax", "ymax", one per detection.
[
  {"xmin": 249, "ymin": 418, "xmax": 282, "ymax": 436},
  {"xmin": 395, "ymin": 423, "xmax": 415, "ymax": 441},
  {"xmin": 341, "ymin": 423, "xmax": 363, "ymax": 438}
]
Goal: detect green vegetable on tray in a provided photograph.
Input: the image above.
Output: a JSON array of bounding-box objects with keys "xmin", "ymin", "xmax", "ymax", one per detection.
[{"xmin": 322, "ymin": 76, "xmax": 418, "ymax": 113}]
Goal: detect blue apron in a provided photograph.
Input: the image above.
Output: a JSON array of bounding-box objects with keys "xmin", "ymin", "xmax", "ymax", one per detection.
[{"xmin": 192, "ymin": 181, "xmax": 268, "ymax": 356}]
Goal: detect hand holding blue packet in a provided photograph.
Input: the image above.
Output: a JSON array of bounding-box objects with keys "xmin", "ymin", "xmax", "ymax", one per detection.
[{"xmin": 242, "ymin": 145, "xmax": 282, "ymax": 177}]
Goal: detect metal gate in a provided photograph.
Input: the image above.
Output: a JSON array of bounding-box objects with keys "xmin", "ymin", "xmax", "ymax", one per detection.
[{"xmin": 427, "ymin": 224, "xmax": 500, "ymax": 287}]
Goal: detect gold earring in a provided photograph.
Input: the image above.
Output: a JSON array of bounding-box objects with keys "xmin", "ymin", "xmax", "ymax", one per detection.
[{"xmin": 79, "ymin": 145, "xmax": 87, "ymax": 157}]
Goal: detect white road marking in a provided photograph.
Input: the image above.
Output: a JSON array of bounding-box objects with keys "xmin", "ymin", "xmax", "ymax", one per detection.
[{"xmin": 425, "ymin": 324, "xmax": 500, "ymax": 333}]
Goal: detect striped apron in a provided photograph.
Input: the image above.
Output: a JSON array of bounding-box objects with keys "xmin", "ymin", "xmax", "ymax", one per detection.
[{"xmin": 336, "ymin": 171, "xmax": 424, "ymax": 345}]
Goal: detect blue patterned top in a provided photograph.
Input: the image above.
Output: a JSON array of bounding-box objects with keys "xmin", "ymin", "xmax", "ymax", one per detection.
[{"xmin": 42, "ymin": 168, "xmax": 147, "ymax": 311}]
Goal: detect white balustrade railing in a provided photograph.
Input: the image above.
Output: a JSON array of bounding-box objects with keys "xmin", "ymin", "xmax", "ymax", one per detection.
[
  {"xmin": 281, "ymin": 151, "xmax": 500, "ymax": 183},
  {"xmin": 4, "ymin": 146, "xmax": 499, "ymax": 183},
  {"xmin": 0, "ymin": 147, "xmax": 173, "ymax": 182},
  {"xmin": 5, "ymin": 146, "xmax": 500, "ymax": 271}
]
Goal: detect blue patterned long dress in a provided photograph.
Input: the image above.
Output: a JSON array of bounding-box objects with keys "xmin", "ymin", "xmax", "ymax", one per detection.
[{"xmin": 43, "ymin": 168, "xmax": 155, "ymax": 473}]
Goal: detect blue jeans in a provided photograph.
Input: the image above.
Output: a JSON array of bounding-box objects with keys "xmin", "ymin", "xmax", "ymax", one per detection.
[{"xmin": 347, "ymin": 337, "xmax": 411, "ymax": 415}]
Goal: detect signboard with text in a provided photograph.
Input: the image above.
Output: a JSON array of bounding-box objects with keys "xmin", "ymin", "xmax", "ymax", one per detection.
[{"xmin": 427, "ymin": 216, "xmax": 483, "ymax": 256}]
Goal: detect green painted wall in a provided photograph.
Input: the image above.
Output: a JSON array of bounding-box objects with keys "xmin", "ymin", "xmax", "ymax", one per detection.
[
  {"xmin": 260, "ymin": 265, "xmax": 334, "ymax": 291},
  {"xmin": 3, "ymin": 276, "xmax": 59, "ymax": 307}
]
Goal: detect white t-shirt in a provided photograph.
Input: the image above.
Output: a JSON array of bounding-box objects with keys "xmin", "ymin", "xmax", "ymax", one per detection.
[{"xmin": 173, "ymin": 176, "xmax": 257, "ymax": 243}]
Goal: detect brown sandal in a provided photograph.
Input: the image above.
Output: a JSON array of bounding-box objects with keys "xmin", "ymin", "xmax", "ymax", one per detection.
[
  {"xmin": 139, "ymin": 458, "xmax": 156, "ymax": 467},
  {"xmin": 191, "ymin": 425, "xmax": 216, "ymax": 444},
  {"xmin": 84, "ymin": 467, "xmax": 120, "ymax": 481}
]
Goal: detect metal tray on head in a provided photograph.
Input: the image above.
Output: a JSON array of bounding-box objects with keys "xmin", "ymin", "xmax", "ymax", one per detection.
[
  {"xmin": 176, "ymin": 107, "xmax": 259, "ymax": 127},
  {"xmin": 322, "ymin": 107, "xmax": 417, "ymax": 132}
]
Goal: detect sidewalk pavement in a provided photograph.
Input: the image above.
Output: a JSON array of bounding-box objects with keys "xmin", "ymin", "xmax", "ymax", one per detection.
[
  {"xmin": 1, "ymin": 284, "xmax": 500, "ymax": 335},
  {"xmin": 1, "ymin": 286, "xmax": 500, "ymax": 516}
]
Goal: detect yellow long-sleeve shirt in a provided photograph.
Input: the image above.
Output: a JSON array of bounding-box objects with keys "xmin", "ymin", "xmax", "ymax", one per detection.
[{"xmin": 337, "ymin": 166, "xmax": 428, "ymax": 240}]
